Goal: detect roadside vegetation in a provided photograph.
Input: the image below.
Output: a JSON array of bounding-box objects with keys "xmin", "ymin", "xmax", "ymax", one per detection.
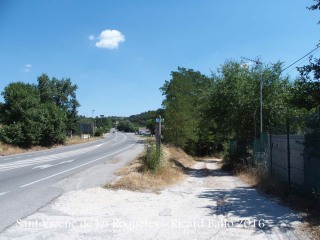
[
  {"xmin": 0, "ymin": 74, "xmax": 80, "ymax": 148},
  {"xmin": 0, "ymin": 0, "xmax": 319, "ymax": 236},
  {"xmin": 156, "ymin": 1, "xmax": 320, "ymax": 238},
  {"xmin": 105, "ymin": 142, "xmax": 195, "ymax": 192}
]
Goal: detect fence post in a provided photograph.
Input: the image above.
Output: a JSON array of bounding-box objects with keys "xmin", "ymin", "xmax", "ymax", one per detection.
[{"xmin": 287, "ymin": 119, "xmax": 291, "ymax": 189}]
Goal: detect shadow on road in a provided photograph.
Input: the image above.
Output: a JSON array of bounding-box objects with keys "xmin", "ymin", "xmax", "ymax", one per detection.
[
  {"xmin": 173, "ymin": 157, "xmax": 305, "ymax": 236},
  {"xmin": 170, "ymin": 158, "xmax": 230, "ymax": 178},
  {"xmin": 197, "ymin": 187, "xmax": 304, "ymax": 235}
]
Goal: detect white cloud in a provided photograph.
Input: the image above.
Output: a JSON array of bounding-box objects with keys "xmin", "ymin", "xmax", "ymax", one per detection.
[
  {"xmin": 23, "ymin": 64, "xmax": 32, "ymax": 72},
  {"xmin": 92, "ymin": 29, "xmax": 125, "ymax": 49}
]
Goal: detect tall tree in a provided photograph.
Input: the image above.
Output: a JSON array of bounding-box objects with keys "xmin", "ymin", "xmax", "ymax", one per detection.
[
  {"xmin": 37, "ymin": 74, "xmax": 80, "ymax": 133},
  {"xmin": 291, "ymin": 1, "xmax": 320, "ymax": 111},
  {"xmin": 0, "ymin": 82, "xmax": 67, "ymax": 147},
  {"xmin": 160, "ymin": 67, "xmax": 212, "ymax": 152},
  {"xmin": 308, "ymin": 0, "xmax": 320, "ymax": 11},
  {"xmin": 196, "ymin": 60, "xmax": 292, "ymax": 160},
  {"xmin": 0, "ymin": 74, "xmax": 78, "ymax": 147},
  {"xmin": 0, "ymin": 82, "xmax": 42, "ymax": 147}
]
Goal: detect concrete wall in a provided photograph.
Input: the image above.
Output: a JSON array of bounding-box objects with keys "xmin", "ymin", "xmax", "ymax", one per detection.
[{"xmin": 268, "ymin": 135, "xmax": 304, "ymax": 186}]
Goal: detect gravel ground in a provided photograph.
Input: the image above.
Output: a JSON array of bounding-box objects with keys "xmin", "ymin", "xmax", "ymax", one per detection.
[{"xmin": 0, "ymin": 159, "xmax": 311, "ymax": 240}]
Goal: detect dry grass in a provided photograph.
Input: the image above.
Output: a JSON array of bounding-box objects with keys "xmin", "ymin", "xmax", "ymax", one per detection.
[
  {"xmin": 235, "ymin": 165, "xmax": 320, "ymax": 239},
  {"xmin": 65, "ymin": 136, "xmax": 103, "ymax": 146},
  {"xmin": 105, "ymin": 145, "xmax": 196, "ymax": 192},
  {"xmin": 0, "ymin": 142, "xmax": 50, "ymax": 156},
  {"xmin": 0, "ymin": 136, "xmax": 103, "ymax": 156},
  {"xmin": 235, "ymin": 166, "xmax": 272, "ymax": 190}
]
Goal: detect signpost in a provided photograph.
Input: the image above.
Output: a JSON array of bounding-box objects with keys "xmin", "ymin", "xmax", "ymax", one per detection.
[{"xmin": 155, "ymin": 116, "xmax": 163, "ymax": 151}]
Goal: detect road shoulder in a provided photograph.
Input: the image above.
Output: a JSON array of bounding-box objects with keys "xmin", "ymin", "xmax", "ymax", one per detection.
[{"xmin": 0, "ymin": 151, "xmax": 311, "ymax": 240}]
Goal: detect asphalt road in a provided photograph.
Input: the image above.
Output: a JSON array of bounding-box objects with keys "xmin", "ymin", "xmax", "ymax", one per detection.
[{"xmin": 0, "ymin": 131, "xmax": 141, "ymax": 233}]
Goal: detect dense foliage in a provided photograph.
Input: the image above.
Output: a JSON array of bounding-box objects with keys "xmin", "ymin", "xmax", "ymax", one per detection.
[
  {"xmin": 117, "ymin": 120, "xmax": 137, "ymax": 132},
  {"xmin": 158, "ymin": 1, "xmax": 320, "ymax": 160},
  {"xmin": 160, "ymin": 67, "xmax": 212, "ymax": 154},
  {"xmin": 0, "ymin": 75, "xmax": 79, "ymax": 147},
  {"xmin": 160, "ymin": 62, "xmax": 295, "ymax": 156},
  {"xmin": 129, "ymin": 109, "xmax": 164, "ymax": 135}
]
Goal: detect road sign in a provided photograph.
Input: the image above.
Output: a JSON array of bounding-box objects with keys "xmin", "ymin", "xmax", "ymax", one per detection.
[{"xmin": 156, "ymin": 118, "xmax": 164, "ymax": 123}]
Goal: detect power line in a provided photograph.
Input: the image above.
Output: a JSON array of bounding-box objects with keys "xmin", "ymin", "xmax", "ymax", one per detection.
[
  {"xmin": 285, "ymin": 47, "xmax": 320, "ymax": 75},
  {"xmin": 281, "ymin": 43, "xmax": 320, "ymax": 73}
]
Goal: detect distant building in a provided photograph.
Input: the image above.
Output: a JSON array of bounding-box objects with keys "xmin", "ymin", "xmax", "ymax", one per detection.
[{"xmin": 138, "ymin": 127, "xmax": 151, "ymax": 136}]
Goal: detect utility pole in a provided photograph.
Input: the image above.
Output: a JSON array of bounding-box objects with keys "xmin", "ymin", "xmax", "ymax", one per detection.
[{"xmin": 242, "ymin": 57, "xmax": 263, "ymax": 134}]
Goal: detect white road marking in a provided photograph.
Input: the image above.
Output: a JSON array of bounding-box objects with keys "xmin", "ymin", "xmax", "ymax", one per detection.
[
  {"xmin": 0, "ymin": 192, "xmax": 8, "ymax": 196},
  {"xmin": 0, "ymin": 157, "xmax": 13, "ymax": 162},
  {"xmin": 33, "ymin": 164, "xmax": 52, "ymax": 170},
  {"xmin": 110, "ymin": 132, "xmax": 119, "ymax": 142},
  {"xmin": 32, "ymin": 160, "xmax": 75, "ymax": 170},
  {"xmin": 112, "ymin": 133, "xmax": 127, "ymax": 146},
  {"xmin": 0, "ymin": 144, "xmax": 103, "ymax": 172},
  {"xmin": 20, "ymin": 141, "xmax": 136, "ymax": 188}
]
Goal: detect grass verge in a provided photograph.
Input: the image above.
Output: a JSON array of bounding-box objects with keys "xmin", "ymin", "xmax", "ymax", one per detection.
[{"xmin": 104, "ymin": 145, "xmax": 196, "ymax": 192}]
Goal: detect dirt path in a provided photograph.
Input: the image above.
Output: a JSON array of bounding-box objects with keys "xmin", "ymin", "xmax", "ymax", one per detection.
[{"xmin": 0, "ymin": 159, "xmax": 311, "ymax": 240}]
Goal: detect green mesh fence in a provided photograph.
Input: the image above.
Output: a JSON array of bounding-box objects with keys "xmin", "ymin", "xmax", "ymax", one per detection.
[{"xmin": 252, "ymin": 133, "xmax": 268, "ymax": 167}]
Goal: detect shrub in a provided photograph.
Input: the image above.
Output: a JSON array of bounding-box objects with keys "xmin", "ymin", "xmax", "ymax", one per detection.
[
  {"xmin": 142, "ymin": 140, "xmax": 163, "ymax": 173},
  {"xmin": 94, "ymin": 127, "xmax": 104, "ymax": 137}
]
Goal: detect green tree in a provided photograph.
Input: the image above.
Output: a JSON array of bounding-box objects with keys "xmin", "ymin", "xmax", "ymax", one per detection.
[
  {"xmin": 0, "ymin": 83, "xmax": 42, "ymax": 147},
  {"xmin": 291, "ymin": 74, "xmax": 320, "ymax": 110},
  {"xmin": 37, "ymin": 74, "xmax": 80, "ymax": 134},
  {"xmin": 1, "ymin": 82, "xmax": 40, "ymax": 124},
  {"xmin": 37, "ymin": 103, "xmax": 67, "ymax": 146},
  {"xmin": 308, "ymin": 0, "xmax": 320, "ymax": 12},
  {"xmin": 0, "ymin": 76, "xmax": 76, "ymax": 147},
  {"xmin": 202, "ymin": 60, "xmax": 292, "ymax": 163},
  {"xmin": 117, "ymin": 120, "xmax": 137, "ymax": 132},
  {"xmin": 160, "ymin": 67, "xmax": 212, "ymax": 153},
  {"xmin": 291, "ymin": 1, "xmax": 320, "ymax": 111}
]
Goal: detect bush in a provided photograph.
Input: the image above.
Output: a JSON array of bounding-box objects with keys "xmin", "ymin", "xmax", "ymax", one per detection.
[
  {"xmin": 94, "ymin": 127, "xmax": 104, "ymax": 137},
  {"xmin": 142, "ymin": 140, "xmax": 163, "ymax": 173},
  {"xmin": 117, "ymin": 120, "xmax": 137, "ymax": 132},
  {"xmin": 0, "ymin": 103, "xmax": 67, "ymax": 147},
  {"xmin": 0, "ymin": 123, "xmax": 25, "ymax": 146}
]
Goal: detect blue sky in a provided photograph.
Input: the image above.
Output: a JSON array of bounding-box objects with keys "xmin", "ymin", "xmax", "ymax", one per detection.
[{"xmin": 0, "ymin": 0, "xmax": 319, "ymax": 117}]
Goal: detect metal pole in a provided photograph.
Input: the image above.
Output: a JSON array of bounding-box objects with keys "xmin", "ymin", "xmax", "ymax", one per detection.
[
  {"xmin": 259, "ymin": 67, "xmax": 263, "ymax": 155},
  {"xmin": 269, "ymin": 129, "xmax": 273, "ymax": 176},
  {"xmin": 156, "ymin": 116, "xmax": 161, "ymax": 149},
  {"xmin": 287, "ymin": 119, "xmax": 291, "ymax": 189},
  {"xmin": 155, "ymin": 115, "xmax": 162, "ymax": 159},
  {"xmin": 241, "ymin": 56, "xmax": 263, "ymax": 135},
  {"xmin": 155, "ymin": 118, "xmax": 159, "ymax": 146},
  {"xmin": 158, "ymin": 115, "xmax": 161, "ymax": 147},
  {"xmin": 260, "ymin": 70, "xmax": 263, "ymax": 134}
]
